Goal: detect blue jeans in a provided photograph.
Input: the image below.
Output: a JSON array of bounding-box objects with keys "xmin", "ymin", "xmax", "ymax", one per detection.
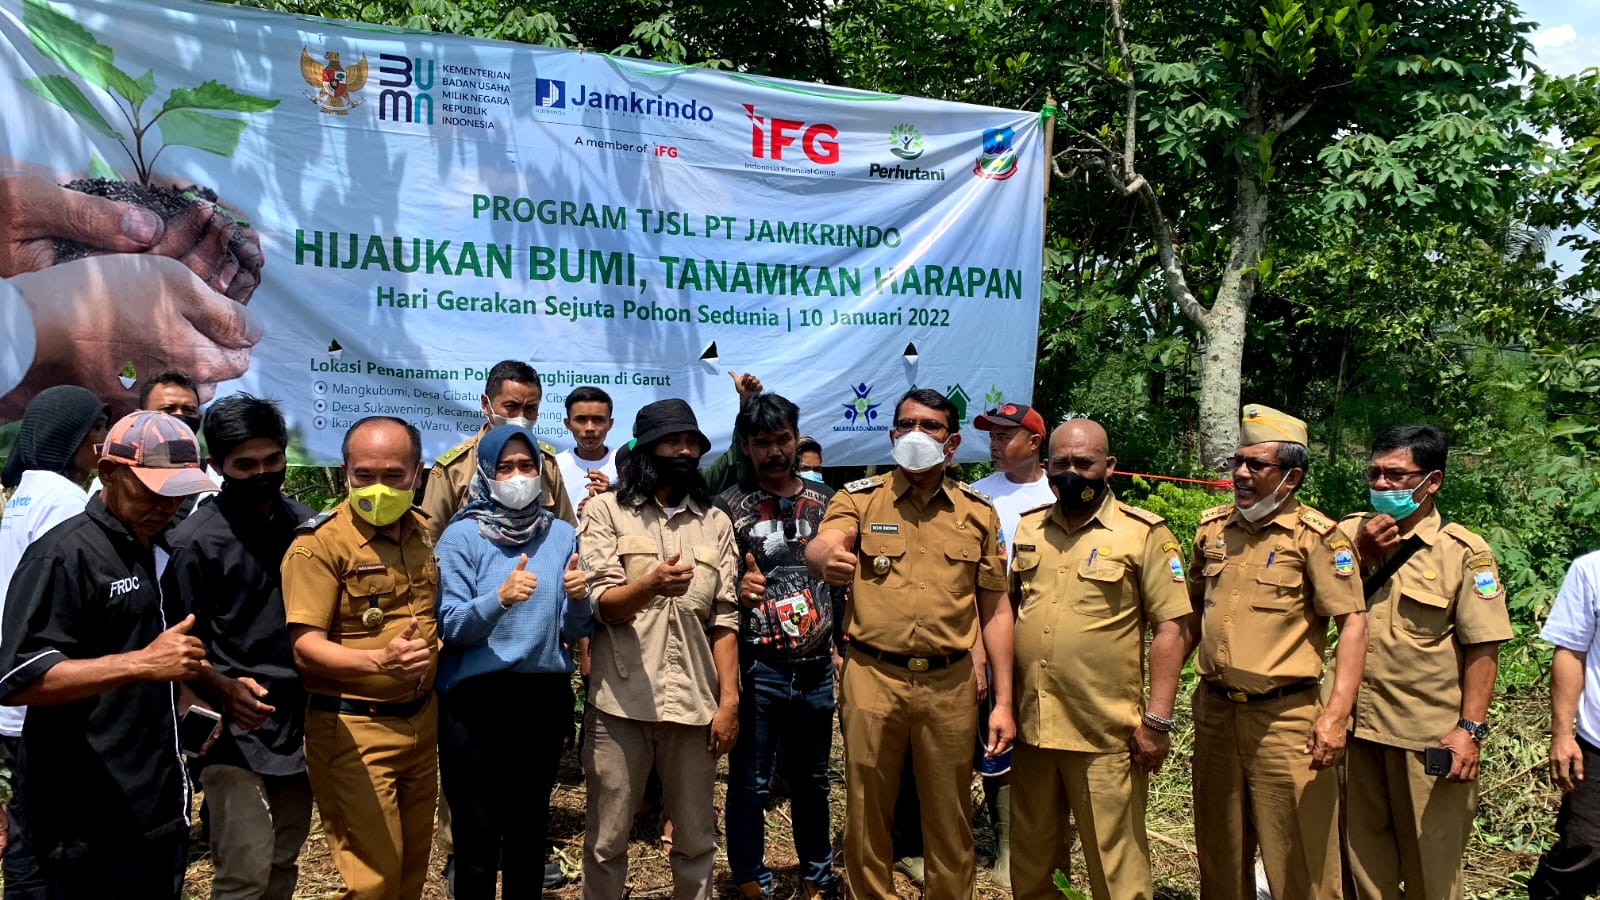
[{"xmin": 725, "ymin": 654, "xmax": 837, "ymax": 890}]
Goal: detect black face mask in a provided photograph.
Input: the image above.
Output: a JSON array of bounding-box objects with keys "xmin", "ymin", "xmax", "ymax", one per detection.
[
  {"xmin": 176, "ymin": 414, "xmax": 203, "ymax": 436},
  {"xmin": 655, "ymin": 456, "xmax": 699, "ymax": 489},
  {"xmin": 222, "ymin": 468, "xmax": 286, "ymax": 507},
  {"xmin": 1049, "ymin": 471, "xmax": 1106, "ymax": 512}
]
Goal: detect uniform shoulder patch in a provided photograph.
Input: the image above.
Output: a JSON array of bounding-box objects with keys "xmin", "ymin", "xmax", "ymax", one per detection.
[
  {"xmin": 1298, "ymin": 507, "xmax": 1337, "ymax": 536},
  {"xmin": 433, "ymin": 439, "xmax": 473, "ymax": 468},
  {"xmin": 1441, "ymin": 522, "xmax": 1492, "ymax": 556},
  {"xmin": 956, "ymin": 481, "xmax": 993, "ymax": 505},
  {"xmin": 1019, "ymin": 501, "xmax": 1054, "ymax": 518},
  {"xmin": 538, "ymin": 440, "xmax": 558, "ymax": 458},
  {"xmin": 295, "ymin": 511, "xmax": 335, "ymax": 533},
  {"xmin": 1117, "ymin": 502, "xmax": 1165, "ymax": 526},
  {"xmin": 844, "ymin": 475, "xmax": 884, "ymax": 494},
  {"xmin": 1198, "ymin": 503, "xmax": 1233, "ymax": 525}
]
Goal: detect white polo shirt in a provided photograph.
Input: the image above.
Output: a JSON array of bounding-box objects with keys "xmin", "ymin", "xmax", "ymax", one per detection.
[{"xmin": 1542, "ymin": 549, "xmax": 1600, "ymax": 747}]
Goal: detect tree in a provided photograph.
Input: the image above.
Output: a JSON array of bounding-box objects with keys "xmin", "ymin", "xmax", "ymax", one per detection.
[{"xmin": 1048, "ymin": 0, "xmax": 1538, "ymax": 467}]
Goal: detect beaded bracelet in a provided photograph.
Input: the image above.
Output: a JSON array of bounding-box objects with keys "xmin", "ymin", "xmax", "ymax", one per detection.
[{"xmin": 1142, "ymin": 711, "xmax": 1175, "ymax": 733}]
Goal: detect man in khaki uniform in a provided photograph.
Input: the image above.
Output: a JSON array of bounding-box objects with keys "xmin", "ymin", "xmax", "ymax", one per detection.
[
  {"xmin": 1338, "ymin": 425, "xmax": 1509, "ymax": 900},
  {"xmin": 422, "ymin": 359, "xmax": 574, "ymax": 543},
  {"xmin": 1188, "ymin": 404, "xmax": 1367, "ymax": 900},
  {"xmin": 283, "ymin": 416, "xmax": 440, "ymax": 900},
  {"xmin": 806, "ymin": 388, "xmax": 1015, "ymax": 900},
  {"xmin": 1009, "ymin": 419, "xmax": 1193, "ymax": 900}
]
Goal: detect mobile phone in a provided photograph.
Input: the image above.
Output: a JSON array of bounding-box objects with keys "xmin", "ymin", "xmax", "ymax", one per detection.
[
  {"xmin": 1423, "ymin": 746, "xmax": 1453, "ymax": 777},
  {"xmin": 178, "ymin": 706, "xmax": 222, "ymax": 759}
]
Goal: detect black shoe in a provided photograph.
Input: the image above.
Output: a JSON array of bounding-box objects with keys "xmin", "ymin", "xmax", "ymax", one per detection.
[
  {"xmin": 444, "ymin": 855, "xmax": 456, "ymax": 899},
  {"xmin": 544, "ymin": 860, "xmax": 569, "ymax": 889}
]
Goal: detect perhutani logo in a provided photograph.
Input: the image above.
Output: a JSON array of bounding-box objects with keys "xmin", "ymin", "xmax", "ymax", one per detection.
[
  {"xmin": 889, "ymin": 123, "xmax": 924, "ymax": 160},
  {"xmin": 974, "ymin": 127, "xmax": 1019, "ymax": 180},
  {"xmin": 535, "ymin": 78, "xmax": 565, "ymax": 109},
  {"xmin": 300, "ymin": 49, "xmax": 369, "ymax": 115},
  {"xmin": 745, "ymin": 105, "xmax": 840, "ymax": 165},
  {"xmin": 568, "ymin": 83, "xmax": 714, "ymax": 122},
  {"xmin": 835, "ymin": 382, "xmax": 886, "ymax": 432}
]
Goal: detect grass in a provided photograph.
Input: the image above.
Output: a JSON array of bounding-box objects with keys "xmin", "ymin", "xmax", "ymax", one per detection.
[{"xmin": 168, "ymin": 668, "xmax": 1559, "ymax": 899}]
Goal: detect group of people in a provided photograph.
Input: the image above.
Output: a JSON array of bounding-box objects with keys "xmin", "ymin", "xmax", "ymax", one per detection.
[{"xmin": 0, "ymin": 358, "xmax": 1594, "ymax": 900}]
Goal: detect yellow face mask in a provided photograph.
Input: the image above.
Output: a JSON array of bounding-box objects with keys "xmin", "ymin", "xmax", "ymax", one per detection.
[{"xmin": 349, "ymin": 482, "xmax": 414, "ymax": 527}]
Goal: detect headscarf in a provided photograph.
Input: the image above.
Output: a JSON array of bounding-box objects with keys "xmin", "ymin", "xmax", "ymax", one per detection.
[
  {"xmin": 449, "ymin": 425, "xmax": 552, "ymax": 548},
  {"xmin": 1, "ymin": 386, "xmax": 107, "ymax": 489}
]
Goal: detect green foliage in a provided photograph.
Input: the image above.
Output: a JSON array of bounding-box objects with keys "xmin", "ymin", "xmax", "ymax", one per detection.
[
  {"xmin": 23, "ymin": 0, "xmax": 278, "ymax": 183},
  {"xmin": 1051, "ymin": 869, "xmax": 1090, "ymax": 900},
  {"xmin": 1119, "ymin": 477, "xmax": 1225, "ymax": 549}
]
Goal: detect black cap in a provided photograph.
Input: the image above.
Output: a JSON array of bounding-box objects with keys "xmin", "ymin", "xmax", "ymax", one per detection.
[
  {"xmin": 2, "ymin": 386, "xmax": 109, "ymax": 489},
  {"xmin": 632, "ymin": 399, "xmax": 711, "ymax": 455}
]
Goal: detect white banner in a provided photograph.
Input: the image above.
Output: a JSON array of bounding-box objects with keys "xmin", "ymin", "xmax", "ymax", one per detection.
[{"xmin": 0, "ymin": 0, "xmax": 1044, "ymax": 464}]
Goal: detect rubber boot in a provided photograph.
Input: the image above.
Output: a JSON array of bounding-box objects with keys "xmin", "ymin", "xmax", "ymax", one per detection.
[{"xmin": 992, "ymin": 784, "xmax": 1012, "ymax": 890}]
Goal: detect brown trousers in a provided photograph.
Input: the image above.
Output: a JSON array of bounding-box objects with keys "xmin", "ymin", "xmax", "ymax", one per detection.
[
  {"xmin": 1009, "ymin": 743, "xmax": 1152, "ymax": 900},
  {"xmin": 581, "ymin": 708, "xmax": 718, "ymax": 900},
  {"xmin": 1192, "ymin": 687, "xmax": 1342, "ymax": 900},
  {"xmin": 1343, "ymin": 737, "xmax": 1476, "ymax": 900},
  {"xmin": 841, "ymin": 649, "xmax": 978, "ymax": 900},
  {"xmin": 303, "ymin": 696, "xmax": 439, "ymax": 900}
]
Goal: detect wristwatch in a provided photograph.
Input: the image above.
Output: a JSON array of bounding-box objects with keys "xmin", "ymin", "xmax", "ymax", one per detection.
[{"xmin": 1457, "ymin": 718, "xmax": 1489, "ymax": 742}]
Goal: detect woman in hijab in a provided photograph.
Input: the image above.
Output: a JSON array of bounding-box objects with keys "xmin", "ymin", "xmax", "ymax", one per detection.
[{"xmin": 435, "ymin": 425, "xmax": 593, "ymax": 899}]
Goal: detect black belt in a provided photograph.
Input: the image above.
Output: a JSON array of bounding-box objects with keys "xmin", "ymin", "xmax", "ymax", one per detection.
[
  {"xmin": 308, "ymin": 693, "xmax": 430, "ymax": 718},
  {"xmin": 848, "ymin": 639, "xmax": 968, "ymax": 672},
  {"xmin": 1205, "ymin": 679, "xmax": 1318, "ymax": 704}
]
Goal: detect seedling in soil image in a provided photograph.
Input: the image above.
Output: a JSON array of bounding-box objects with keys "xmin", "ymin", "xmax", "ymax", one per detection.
[{"xmin": 19, "ymin": 0, "xmax": 277, "ymax": 264}]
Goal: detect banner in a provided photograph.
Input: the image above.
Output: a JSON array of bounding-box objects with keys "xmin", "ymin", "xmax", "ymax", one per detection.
[{"xmin": 0, "ymin": 0, "xmax": 1044, "ymax": 464}]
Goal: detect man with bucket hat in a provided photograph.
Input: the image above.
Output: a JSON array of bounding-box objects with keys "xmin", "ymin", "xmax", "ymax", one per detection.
[{"xmin": 0, "ymin": 410, "xmax": 216, "ymax": 898}]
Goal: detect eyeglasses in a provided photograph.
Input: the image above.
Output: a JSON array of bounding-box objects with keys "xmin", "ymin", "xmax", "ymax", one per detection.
[
  {"xmin": 893, "ymin": 418, "xmax": 949, "ymax": 435},
  {"xmin": 1227, "ymin": 455, "xmax": 1282, "ymax": 475},
  {"xmin": 1366, "ymin": 467, "xmax": 1425, "ymax": 483}
]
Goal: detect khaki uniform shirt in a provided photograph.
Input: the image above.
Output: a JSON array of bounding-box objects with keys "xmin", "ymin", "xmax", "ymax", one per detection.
[
  {"xmin": 281, "ymin": 502, "xmax": 439, "ymax": 703},
  {"xmin": 421, "ymin": 425, "xmax": 575, "ymax": 544},
  {"xmin": 578, "ymin": 491, "xmax": 739, "ymax": 726},
  {"xmin": 1011, "ymin": 492, "xmax": 1193, "ymax": 752},
  {"xmin": 1337, "ymin": 509, "xmax": 1511, "ymax": 751},
  {"xmin": 820, "ymin": 469, "xmax": 1007, "ymax": 656},
  {"xmin": 1189, "ymin": 498, "xmax": 1364, "ymax": 695}
]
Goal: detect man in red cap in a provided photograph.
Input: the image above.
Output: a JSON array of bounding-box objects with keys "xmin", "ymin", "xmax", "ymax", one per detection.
[{"xmin": 0, "ymin": 410, "xmax": 216, "ymax": 899}]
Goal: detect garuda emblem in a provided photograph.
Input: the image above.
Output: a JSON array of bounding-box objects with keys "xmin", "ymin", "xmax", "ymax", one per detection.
[{"xmin": 300, "ymin": 49, "xmax": 368, "ymax": 115}]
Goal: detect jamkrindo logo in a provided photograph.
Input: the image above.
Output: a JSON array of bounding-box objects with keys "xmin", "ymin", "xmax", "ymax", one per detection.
[
  {"xmin": 835, "ymin": 383, "xmax": 886, "ymax": 432},
  {"xmin": 974, "ymin": 126, "xmax": 1019, "ymax": 180},
  {"xmin": 300, "ymin": 49, "xmax": 369, "ymax": 115}
]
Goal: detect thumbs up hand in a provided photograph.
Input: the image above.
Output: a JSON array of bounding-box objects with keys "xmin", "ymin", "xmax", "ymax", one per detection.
[
  {"xmin": 563, "ymin": 553, "xmax": 588, "ymax": 600},
  {"xmin": 822, "ymin": 526, "xmax": 859, "ymax": 586},
  {"xmin": 140, "ymin": 613, "xmax": 207, "ymax": 681},
  {"xmin": 648, "ymin": 552, "xmax": 696, "ymax": 598},
  {"xmin": 498, "ymin": 553, "xmax": 538, "ymax": 607},
  {"xmin": 377, "ymin": 618, "xmax": 431, "ymax": 680},
  {"xmin": 740, "ymin": 552, "xmax": 767, "ymax": 607}
]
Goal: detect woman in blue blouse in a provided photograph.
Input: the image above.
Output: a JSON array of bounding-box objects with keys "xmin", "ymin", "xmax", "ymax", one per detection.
[{"xmin": 435, "ymin": 425, "xmax": 593, "ymax": 899}]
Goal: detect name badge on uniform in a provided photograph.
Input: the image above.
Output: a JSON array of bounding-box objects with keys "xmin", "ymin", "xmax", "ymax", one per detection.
[{"xmin": 869, "ymin": 523, "xmax": 900, "ymax": 534}]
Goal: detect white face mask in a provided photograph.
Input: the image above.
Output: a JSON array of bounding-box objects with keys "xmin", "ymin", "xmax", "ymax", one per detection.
[
  {"xmin": 488, "ymin": 474, "xmax": 542, "ymax": 510},
  {"xmin": 1236, "ymin": 470, "xmax": 1291, "ymax": 523},
  {"xmin": 489, "ymin": 413, "xmax": 533, "ymax": 431},
  {"xmin": 892, "ymin": 431, "xmax": 949, "ymax": 473}
]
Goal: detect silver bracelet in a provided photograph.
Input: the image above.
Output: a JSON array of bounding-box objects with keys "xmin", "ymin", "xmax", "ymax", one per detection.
[{"xmin": 1142, "ymin": 711, "xmax": 1175, "ymax": 733}]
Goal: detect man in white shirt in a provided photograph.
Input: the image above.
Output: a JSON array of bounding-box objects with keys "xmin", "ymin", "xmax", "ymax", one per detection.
[
  {"xmin": 0, "ymin": 384, "xmax": 109, "ymax": 897},
  {"xmin": 555, "ymin": 386, "xmax": 617, "ymax": 518},
  {"xmin": 966, "ymin": 402, "xmax": 1053, "ymax": 888},
  {"xmin": 1531, "ymin": 550, "xmax": 1600, "ymax": 898},
  {"xmin": 971, "ymin": 404, "xmax": 1055, "ymax": 550}
]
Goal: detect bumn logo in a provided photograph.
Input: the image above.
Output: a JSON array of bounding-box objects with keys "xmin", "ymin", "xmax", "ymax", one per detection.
[
  {"xmin": 536, "ymin": 78, "xmax": 565, "ymax": 109},
  {"xmin": 376, "ymin": 53, "xmax": 434, "ymax": 125},
  {"xmin": 744, "ymin": 104, "xmax": 840, "ymax": 165}
]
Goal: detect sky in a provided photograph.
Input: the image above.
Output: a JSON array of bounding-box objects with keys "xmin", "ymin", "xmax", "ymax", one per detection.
[{"xmin": 1523, "ymin": 0, "xmax": 1598, "ymax": 76}]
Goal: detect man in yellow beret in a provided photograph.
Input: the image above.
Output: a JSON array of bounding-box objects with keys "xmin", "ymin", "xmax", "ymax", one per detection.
[{"xmin": 1185, "ymin": 404, "xmax": 1368, "ymax": 899}]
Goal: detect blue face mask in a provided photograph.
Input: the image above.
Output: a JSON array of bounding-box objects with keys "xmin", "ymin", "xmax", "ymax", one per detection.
[
  {"xmin": 798, "ymin": 470, "xmax": 825, "ymax": 483},
  {"xmin": 1369, "ymin": 472, "xmax": 1436, "ymax": 520}
]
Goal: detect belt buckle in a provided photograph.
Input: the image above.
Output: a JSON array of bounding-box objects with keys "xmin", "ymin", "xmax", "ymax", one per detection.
[
  {"xmin": 1225, "ymin": 689, "xmax": 1249, "ymax": 703},
  {"xmin": 907, "ymin": 657, "xmax": 930, "ymax": 672}
]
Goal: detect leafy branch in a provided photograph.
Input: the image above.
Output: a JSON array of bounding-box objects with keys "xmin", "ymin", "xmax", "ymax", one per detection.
[{"xmin": 19, "ymin": 0, "xmax": 278, "ymax": 184}]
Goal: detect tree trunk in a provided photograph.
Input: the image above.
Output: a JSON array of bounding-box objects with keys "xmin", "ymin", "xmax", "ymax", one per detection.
[{"xmin": 1193, "ymin": 157, "xmax": 1268, "ymax": 470}]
